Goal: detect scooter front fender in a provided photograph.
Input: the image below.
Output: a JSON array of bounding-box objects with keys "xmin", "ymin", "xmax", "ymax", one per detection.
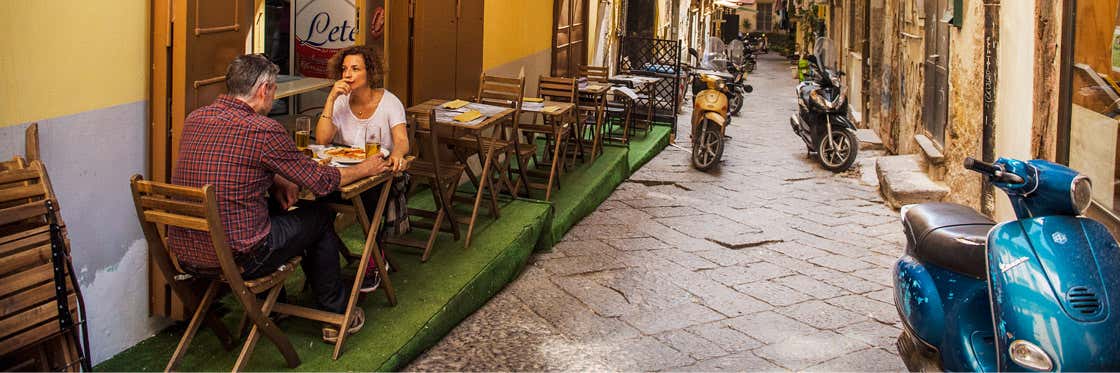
[
  {"xmin": 987, "ymin": 218, "xmax": 1120, "ymax": 371},
  {"xmin": 704, "ymin": 112, "xmax": 726, "ymax": 127}
]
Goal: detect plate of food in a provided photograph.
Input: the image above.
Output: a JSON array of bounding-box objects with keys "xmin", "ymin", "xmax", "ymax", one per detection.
[{"xmin": 320, "ymin": 147, "xmax": 367, "ymax": 164}]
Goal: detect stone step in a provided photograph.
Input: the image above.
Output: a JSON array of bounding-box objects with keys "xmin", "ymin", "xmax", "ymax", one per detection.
[
  {"xmin": 876, "ymin": 154, "xmax": 950, "ymax": 209},
  {"xmin": 857, "ymin": 129, "xmax": 884, "ymax": 151}
]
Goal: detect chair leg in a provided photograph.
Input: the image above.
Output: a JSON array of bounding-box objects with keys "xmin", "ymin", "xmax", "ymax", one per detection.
[
  {"xmin": 165, "ymin": 281, "xmax": 220, "ymax": 372},
  {"xmin": 421, "ymin": 208, "xmax": 444, "ymax": 262},
  {"xmin": 234, "ymin": 284, "xmax": 298, "ymax": 371},
  {"xmin": 433, "ymin": 179, "xmax": 461, "ymax": 240}
]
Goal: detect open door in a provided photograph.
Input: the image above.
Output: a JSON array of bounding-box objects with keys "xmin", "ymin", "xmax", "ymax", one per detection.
[{"xmin": 150, "ymin": 0, "xmax": 253, "ymax": 319}]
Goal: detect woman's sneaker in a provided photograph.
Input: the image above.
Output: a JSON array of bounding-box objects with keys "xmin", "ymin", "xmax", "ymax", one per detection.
[{"xmin": 359, "ymin": 261, "xmax": 391, "ymax": 293}]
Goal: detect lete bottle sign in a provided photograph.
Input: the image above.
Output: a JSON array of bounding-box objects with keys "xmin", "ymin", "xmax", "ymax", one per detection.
[{"xmin": 295, "ymin": 0, "xmax": 357, "ymax": 78}]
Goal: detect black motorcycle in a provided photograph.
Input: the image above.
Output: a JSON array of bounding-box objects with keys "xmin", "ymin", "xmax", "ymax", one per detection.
[
  {"xmin": 692, "ymin": 39, "xmax": 750, "ymax": 116},
  {"xmin": 789, "ymin": 38, "xmax": 858, "ymax": 172}
]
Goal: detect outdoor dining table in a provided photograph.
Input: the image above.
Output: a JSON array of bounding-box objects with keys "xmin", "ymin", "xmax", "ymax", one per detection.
[
  {"xmin": 577, "ymin": 83, "xmax": 611, "ymax": 160},
  {"xmin": 405, "ymin": 99, "xmax": 515, "ymax": 248},
  {"xmin": 270, "ymin": 155, "xmax": 413, "ymax": 360}
]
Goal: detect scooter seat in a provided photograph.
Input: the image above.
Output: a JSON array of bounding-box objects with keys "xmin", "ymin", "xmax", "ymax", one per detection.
[{"xmin": 902, "ymin": 203, "xmax": 995, "ymax": 279}]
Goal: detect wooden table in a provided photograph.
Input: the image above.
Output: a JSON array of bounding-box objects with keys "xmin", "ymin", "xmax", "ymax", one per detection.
[
  {"xmin": 577, "ymin": 83, "xmax": 611, "ymax": 160},
  {"xmin": 520, "ymin": 101, "xmax": 576, "ymax": 200},
  {"xmin": 279, "ymin": 158, "xmax": 411, "ymax": 360},
  {"xmin": 406, "ymin": 99, "xmax": 515, "ymax": 248}
]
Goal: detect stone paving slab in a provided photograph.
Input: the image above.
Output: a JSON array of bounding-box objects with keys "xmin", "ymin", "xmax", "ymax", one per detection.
[{"xmin": 406, "ymin": 54, "xmax": 907, "ymax": 372}]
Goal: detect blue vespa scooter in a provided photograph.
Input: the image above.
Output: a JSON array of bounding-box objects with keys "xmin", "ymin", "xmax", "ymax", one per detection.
[{"xmin": 894, "ymin": 157, "xmax": 1120, "ymax": 371}]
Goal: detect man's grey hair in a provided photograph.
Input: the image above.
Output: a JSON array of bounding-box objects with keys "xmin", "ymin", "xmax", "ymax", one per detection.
[{"xmin": 225, "ymin": 54, "xmax": 279, "ymax": 99}]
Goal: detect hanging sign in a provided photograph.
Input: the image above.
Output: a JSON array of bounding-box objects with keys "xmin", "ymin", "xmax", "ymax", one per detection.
[{"xmin": 295, "ymin": 0, "xmax": 358, "ymax": 78}]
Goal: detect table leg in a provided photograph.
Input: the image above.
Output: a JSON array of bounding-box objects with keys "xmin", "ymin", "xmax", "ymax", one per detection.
[{"xmin": 333, "ymin": 181, "xmax": 395, "ymax": 360}]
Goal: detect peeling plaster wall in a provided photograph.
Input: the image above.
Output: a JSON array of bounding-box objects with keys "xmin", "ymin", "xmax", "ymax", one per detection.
[{"xmin": 939, "ymin": 0, "xmax": 987, "ymax": 210}]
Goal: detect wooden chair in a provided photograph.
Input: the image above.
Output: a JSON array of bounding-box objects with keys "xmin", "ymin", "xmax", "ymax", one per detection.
[
  {"xmin": 385, "ymin": 109, "xmax": 465, "ymax": 261},
  {"xmin": 516, "ymin": 76, "xmax": 578, "ymax": 200},
  {"xmin": 576, "ymin": 65, "xmax": 615, "ymax": 160},
  {"xmin": 449, "ymin": 70, "xmax": 527, "ymax": 206},
  {"xmin": 0, "ymin": 159, "xmax": 92, "ymax": 372},
  {"xmin": 130, "ymin": 175, "xmax": 300, "ymax": 372},
  {"xmin": 579, "ymin": 66, "xmax": 635, "ymax": 144}
]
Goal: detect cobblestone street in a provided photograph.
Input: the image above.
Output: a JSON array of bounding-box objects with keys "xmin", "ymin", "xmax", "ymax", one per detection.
[{"xmin": 407, "ymin": 54, "xmax": 907, "ymax": 371}]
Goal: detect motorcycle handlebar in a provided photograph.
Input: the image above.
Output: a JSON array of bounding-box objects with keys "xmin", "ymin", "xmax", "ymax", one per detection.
[{"xmin": 964, "ymin": 157, "xmax": 1025, "ymax": 184}]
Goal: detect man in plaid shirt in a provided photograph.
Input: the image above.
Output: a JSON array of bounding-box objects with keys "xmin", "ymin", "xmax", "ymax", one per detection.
[{"xmin": 168, "ymin": 54, "xmax": 387, "ymax": 341}]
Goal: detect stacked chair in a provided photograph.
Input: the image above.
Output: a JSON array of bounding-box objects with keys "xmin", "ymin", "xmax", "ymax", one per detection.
[{"xmin": 0, "ymin": 124, "xmax": 93, "ymax": 372}]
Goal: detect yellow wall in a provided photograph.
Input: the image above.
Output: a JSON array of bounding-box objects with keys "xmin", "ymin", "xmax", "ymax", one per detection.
[
  {"xmin": 482, "ymin": 0, "xmax": 554, "ymax": 70},
  {"xmin": 0, "ymin": 1, "xmax": 148, "ymax": 127}
]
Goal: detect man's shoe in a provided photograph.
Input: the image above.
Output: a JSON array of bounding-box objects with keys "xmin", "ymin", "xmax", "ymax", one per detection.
[{"xmin": 321, "ymin": 308, "xmax": 364, "ymax": 343}]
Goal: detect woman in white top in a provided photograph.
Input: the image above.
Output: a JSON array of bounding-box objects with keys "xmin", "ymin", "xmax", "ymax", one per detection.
[
  {"xmin": 315, "ymin": 46, "xmax": 409, "ymax": 173},
  {"xmin": 314, "ymin": 46, "xmax": 410, "ymax": 297}
]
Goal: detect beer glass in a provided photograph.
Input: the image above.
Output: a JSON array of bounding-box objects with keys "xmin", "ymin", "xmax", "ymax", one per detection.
[
  {"xmin": 362, "ymin": 126, "xmax": 381, "ymax": 159},
  {"xmin": 294, "ymin": 116, "xmax": 311, "ymax": 151}
]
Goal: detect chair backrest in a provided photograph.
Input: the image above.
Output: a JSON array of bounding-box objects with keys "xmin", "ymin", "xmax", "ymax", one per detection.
[
  {"xmin": 0, "ymin": 161, "xmax": 78, "ymax": 358},
  {"xmin": 538, "ymin": 76, "xmax": 578, "ymax": 104},
  {"xmin": 407, "ymin": 109, "xmax": 449, "ymax": 173},
  {"xmin": 477, "ymin": 69, "xmax": 527, "ymax": 143},
  {"xmin": 579, "ymin": 65, "xmax": 610, "ymax": 83},
  {"xmin": 129, "ymin": 176, "xmax": 243, "ymax": 285}
]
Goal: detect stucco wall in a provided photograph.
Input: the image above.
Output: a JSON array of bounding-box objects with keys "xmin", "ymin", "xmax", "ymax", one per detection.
[
  {"xmin": 993, "ymin": 1, "xmax": 1037, "ymax": 221},
  {"xmin": 0, "ymin": 1, "xmax": 163, "ymax": 364},
  {"xmin": 939, "ymin": 0, "xmax": 986, "ymax": 210},
  {"xmin": 483, "ymin": 0, "xmax": 554, "ymax": 93}
]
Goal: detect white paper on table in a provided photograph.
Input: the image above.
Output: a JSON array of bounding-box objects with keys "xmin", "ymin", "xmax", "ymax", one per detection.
[
  {"xmin": 522, "ymin": 102, "xmax": 546, "ymax": 112},
  {"xmin": 613, "ymin": 85, "xmax": 640, "ymax": 99}
]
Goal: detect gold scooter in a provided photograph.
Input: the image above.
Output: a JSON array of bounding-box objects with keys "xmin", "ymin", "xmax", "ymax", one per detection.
[{"xmin": 690, "ymin": 72, "xmax": 746, "ymax": 171}]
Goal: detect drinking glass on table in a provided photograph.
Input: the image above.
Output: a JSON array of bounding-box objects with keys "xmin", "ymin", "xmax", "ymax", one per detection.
[
  {"xmin": 360, "ymin": 126, "xmax": 381, "ymax": 159},
  {"xmin": 294, "ymin": 116, "xmax": 311, "ymax": 151}
]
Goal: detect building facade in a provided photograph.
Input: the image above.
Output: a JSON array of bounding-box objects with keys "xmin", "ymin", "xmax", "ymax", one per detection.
[{"xmin": 816, "ymin": 0, "xmax": 1120, "ymax": 233}]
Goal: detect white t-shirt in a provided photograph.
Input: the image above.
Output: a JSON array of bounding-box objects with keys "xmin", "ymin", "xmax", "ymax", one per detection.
[{"xmin": 330, "ymin": 90, "xmax": 406, "ymax": 156}]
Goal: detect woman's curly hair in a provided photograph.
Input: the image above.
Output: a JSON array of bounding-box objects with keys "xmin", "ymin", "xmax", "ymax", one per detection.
[{"xmin": 328, "ymin": 45, "xmax": 385, "ymax": 89}]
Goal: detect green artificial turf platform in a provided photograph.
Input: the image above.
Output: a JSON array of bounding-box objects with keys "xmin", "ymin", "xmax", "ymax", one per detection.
[
  {"xmin": 95, "ymin": 124, "xmax": 670, "ymax": 372},
  {"xmin": 96, "ymin": 199, "xmax": 550, "ymax": 372},
  {"xmin": 626, "ymin": 125, "xmax": 671, "ymax": 173}
]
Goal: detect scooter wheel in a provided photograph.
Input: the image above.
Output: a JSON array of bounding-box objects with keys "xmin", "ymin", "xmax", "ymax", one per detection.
[
  {"xmin": 692, "ymin": 120, "xmax": 725, "ymax": 171},
  {"xmin": 817, "ymin": 129, "xmax": 859, "ymax": 172}
]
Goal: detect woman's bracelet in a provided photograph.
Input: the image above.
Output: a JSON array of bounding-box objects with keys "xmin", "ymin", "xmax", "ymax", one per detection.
[{"xmin": 320, "ymin": 114, "xmax": 332, "ymax": 120}]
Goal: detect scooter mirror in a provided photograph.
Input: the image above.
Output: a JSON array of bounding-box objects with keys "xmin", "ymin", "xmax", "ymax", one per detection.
[
  {"xmin": 805, "ymin": 55, "xmax": 818, "ymax": 63},
  {"xmin": 744, "ymin": 85, "xmax": 754, "ymax": 93},
  {"xmin": 838, "ymin": 71, "xmax": 847, "ymax": 77},
  {"xmin": 688, "ymin": 48, "xmax": 700, "ymax": 59}
]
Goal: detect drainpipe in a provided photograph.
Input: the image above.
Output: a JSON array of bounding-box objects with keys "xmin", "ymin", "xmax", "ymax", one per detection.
[{"xmin": 981, "ymin": 0, "xmax": 999, "ymax": 216}]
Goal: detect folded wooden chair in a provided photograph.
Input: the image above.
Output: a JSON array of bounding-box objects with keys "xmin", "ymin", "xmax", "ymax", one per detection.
[
  {"xmin": 130, "ymin": 175, "xmax": 300, "ymax": 372},
  {"xmin": 0, "ymin": 159, "xmax": 92, "ymax": 372},
  {"xmin": 516, "ymin": 76, "xmax": 578, "ymax": 200},
  {"xmin": 385, "ymin": 109, "xmax": 465, "ymax": 261}
]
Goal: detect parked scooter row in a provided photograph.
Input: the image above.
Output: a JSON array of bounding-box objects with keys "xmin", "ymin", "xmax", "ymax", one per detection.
[
  {"xmin": 894, "ymin": 157, "xmax": 1120, "ymax": 371},
  {"xmin": 691, "ymin": 38, "xmax": 751, "ymax": 116}
]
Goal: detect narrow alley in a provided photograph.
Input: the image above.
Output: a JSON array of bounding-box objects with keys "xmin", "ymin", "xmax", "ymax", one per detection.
[{"xmin": 407, "ymin": 54, "xmax": 908, "ymax": 372}]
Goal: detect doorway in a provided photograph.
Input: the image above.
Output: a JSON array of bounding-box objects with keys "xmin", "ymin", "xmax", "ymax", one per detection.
[{"xmin": 552, "ymin": 0, "xmax": 590, "ymax": 77}]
